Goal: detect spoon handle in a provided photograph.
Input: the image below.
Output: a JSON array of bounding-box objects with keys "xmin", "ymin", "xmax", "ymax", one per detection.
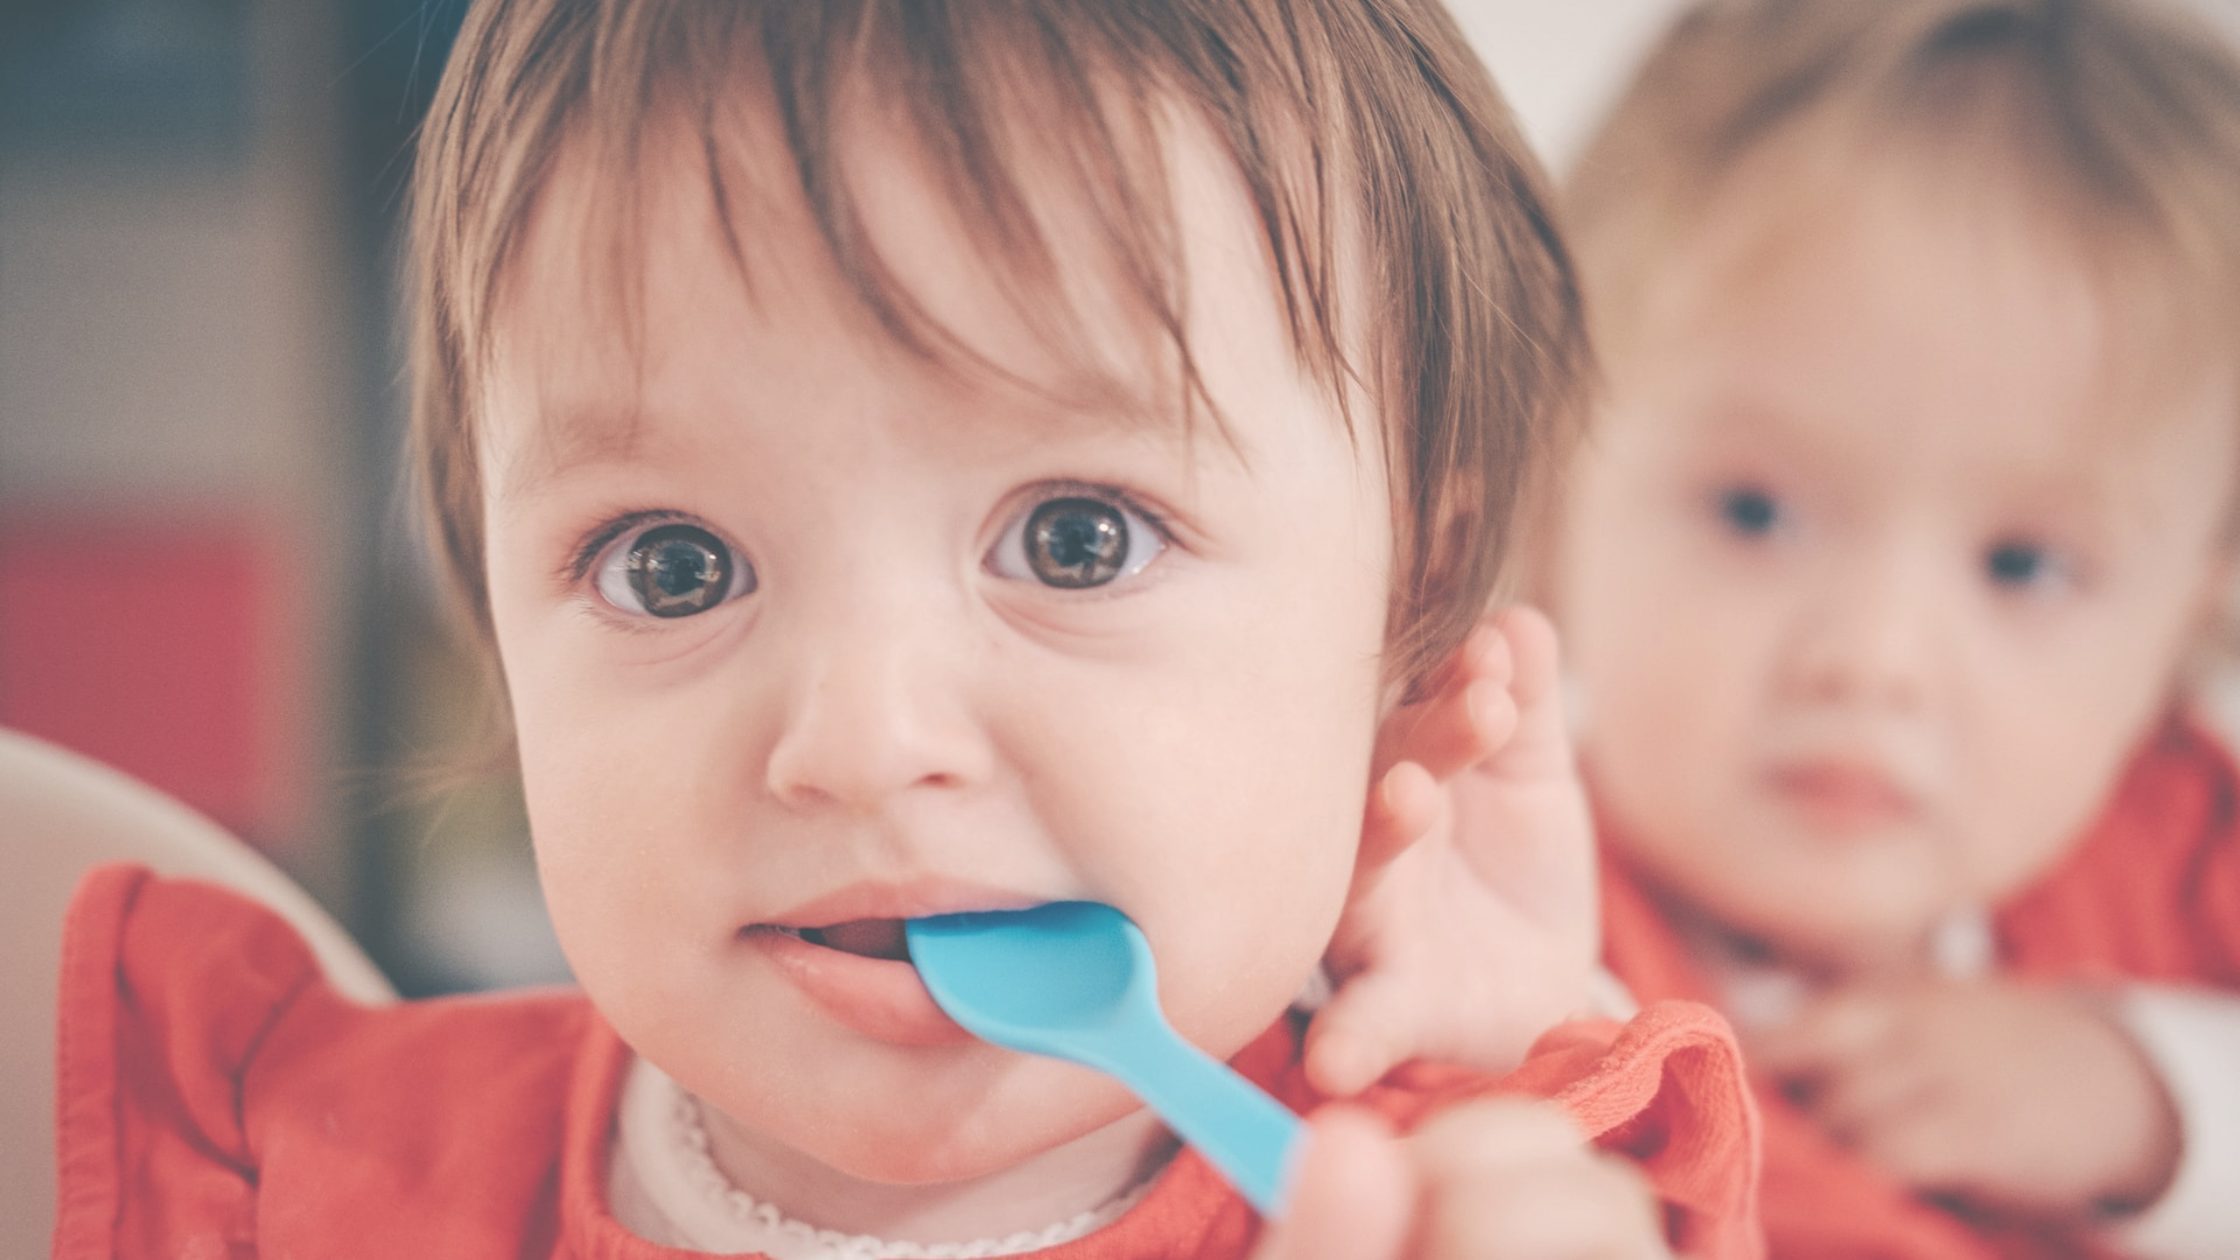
[{"xmin": 1100, "ymin": 1022, "xmax": 1303, "ymax": 1216}]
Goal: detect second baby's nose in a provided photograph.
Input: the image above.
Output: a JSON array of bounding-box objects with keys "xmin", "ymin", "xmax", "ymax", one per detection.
[{"xmin": 1781, "ymin": 559, "xmax": 1940, "ymax": 714}]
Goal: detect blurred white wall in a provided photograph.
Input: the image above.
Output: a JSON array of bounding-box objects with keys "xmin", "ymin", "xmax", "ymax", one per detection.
[
  {"xmin": 1450, "ymin": 0, "xmax": 2240, "ymax": 173},
  {"xmin": 1447, "ymin": 0, "xmax": 1687, "ymax": 171}
]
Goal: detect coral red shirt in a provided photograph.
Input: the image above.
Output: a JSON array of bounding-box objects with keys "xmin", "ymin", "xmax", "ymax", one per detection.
[
  {"xmin": 55, "ymin": 863, "xmax": 1762, "ymax": 1260},
  {"xmin": 1599, "ymin": 714, "xmax": 2240, "ymax": 1260}
]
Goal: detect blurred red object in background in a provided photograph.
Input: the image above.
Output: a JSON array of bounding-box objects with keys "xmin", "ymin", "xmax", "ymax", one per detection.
[{"xmin": 0, "ymin": 514, "xmax": 307, "ymax": 848}]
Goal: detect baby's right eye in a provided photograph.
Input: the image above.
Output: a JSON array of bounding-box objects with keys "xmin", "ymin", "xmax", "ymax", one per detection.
[
  {"xmin": 1715, "ymin": 485, "xmax": 1785, "ymax": 539},
  {"xmin": 592, "ymin": 521, "xmax": 755, "ymax": 618}
]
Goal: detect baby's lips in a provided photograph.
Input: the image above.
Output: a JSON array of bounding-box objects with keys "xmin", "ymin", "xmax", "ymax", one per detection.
[
  {"xmin": 812, "ymin": 918, "xmax": 911, "ymax": 960},
  {"xmin": 1765, "ymin": 759, "xmax": 1922, "ymax": 828},
  {"xmin": 762, "ymin": 876, "xmax": 1049, "ymax": 934}
]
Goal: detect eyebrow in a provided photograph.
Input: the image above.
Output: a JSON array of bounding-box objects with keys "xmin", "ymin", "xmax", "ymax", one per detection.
[
  {"xmin": 497, "ymin": 401, "xmax": 654, "ymax": 503},
  {"xmin": 501, "ymin": 361, "xmax": 1241, "ymax": 501},
  {"xmin": 1693, "ymin": 391, "xmax": 2166, "ymax": 531}
]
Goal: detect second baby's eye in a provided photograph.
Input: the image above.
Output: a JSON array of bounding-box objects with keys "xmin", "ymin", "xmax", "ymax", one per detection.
[
  {"xmin": 989, "ymin": 494, "xmax": 1166, "ymax": 590},
  {"xmin": 1985, "ymin": 539, "xmax": 2067, "ymax": 592},
  {"xmin": 1716, "ymin": 485, "xmax": 1785, "ymax": 539},
  {"xmin": 594, "ymin": 522, "xmax": 754, "ymax": 618}
]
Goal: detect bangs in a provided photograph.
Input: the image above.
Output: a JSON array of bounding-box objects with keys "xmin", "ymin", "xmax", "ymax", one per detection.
[
  {"xmin": 1809, "ymin": 15, "xmax": 2240, "ymax": 441},
  {"xmin": 451, "ymin": 2, "xmax": 1356, "ymax": 447}
]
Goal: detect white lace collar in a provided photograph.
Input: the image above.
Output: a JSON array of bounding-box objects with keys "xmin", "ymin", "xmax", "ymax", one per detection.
[{"xmin": 608, "ymin": 1057, "xmax": 1154, "ymax": 1258}]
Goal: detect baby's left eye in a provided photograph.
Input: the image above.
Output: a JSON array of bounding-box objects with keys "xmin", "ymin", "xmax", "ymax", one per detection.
[
  {"xmin": 988, "ymin": 494, "xmax": 1166, "ymax": 590},
  {"xmin": 1716, "ymin": 485, "xmax": 1785, "ymax": 538},
  {"xmin": 1984, "ymin": 540, "xmax": 2067, "ymax": 591}
]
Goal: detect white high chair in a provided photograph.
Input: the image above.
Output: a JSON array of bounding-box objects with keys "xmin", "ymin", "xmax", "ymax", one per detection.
[{"xmin": 0, "ymin": 727, "xmax": 394, "ymax": 1256}]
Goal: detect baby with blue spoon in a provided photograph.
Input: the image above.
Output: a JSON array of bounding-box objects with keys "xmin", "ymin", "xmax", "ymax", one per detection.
[{"xmin": 251, "ymin": 0, "xmax": 1763, "ymax": 1253}]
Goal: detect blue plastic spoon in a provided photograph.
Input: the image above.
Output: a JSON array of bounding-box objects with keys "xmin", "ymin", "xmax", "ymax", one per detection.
[{"xmin": 905, "ymin": 901, "xmax": 1303, "ymax": 1216}]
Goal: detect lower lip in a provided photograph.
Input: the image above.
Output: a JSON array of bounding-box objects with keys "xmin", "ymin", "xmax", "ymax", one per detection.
[
  {"xmin": 1767, "ymin": 767, "xmax": 1917, "ymax": 834},
  {"xmin": 745, "ymin": 928, "xmax": 977, "ymax": 1047}
]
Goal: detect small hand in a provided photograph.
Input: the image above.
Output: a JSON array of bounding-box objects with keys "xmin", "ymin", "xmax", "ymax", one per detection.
[
  {"xmin": 1752, "ymin": 978, "xmax": 2182, "ymax": 1222},
  {"xmin": 1307, "ymin": 607, "xmax": 1602, "ymax": 1096},
  {"xmin": 1248, "ymin": 1101, "xmax": 1670, "ymax": 1260}
]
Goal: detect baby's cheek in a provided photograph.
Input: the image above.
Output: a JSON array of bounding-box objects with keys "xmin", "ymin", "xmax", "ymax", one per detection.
[
  {"xmin": 1953, "ymin": 781, "xmax": 2099, "ymax": 905},
  {"xmin": 1157, "ymin": 837, "xmax": 1351, "ymax": 1050}
]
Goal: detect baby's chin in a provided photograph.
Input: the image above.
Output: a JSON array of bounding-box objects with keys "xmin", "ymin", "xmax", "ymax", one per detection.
[
  {"xmin": 702, "ymin": 1051, "xmax": 1155, "ymax": 1187},
  {"xmin": 1628, "ymin": 840, "xmax": 1940, "ymax": 969},
  {"xmin": 1704, "ymin": 882, "xmax": 1955, "ymax": 977}
]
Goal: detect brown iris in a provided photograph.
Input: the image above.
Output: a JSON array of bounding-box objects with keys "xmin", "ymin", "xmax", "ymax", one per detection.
[
  {"xmin": 1024, "ymin": 497, "xmax": 1129, "ymax": 588},
  {"xmin": 625, "ymin": 523, "xmax": 742, "ymax": 617}
]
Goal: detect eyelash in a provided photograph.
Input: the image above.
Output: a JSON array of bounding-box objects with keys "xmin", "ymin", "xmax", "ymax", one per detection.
[
  {"xmin": 1028, "ymin": 480, "xmax": 1172, "ymax": 525},
  {"xmin": 558, "ymin": 485, "xmax": 1180, "ymax": 597},
  {"xmin": 1698, "ymin": 483, "xmax": 2089, "ymax": 593},
  {"xmin": 998, "ymin": 482, "xmax": 1178, "ymax": 582},
  {"xmin": 1983, "ymin": 539, "xmax": 2082, "ymax": 596},
  {"xmin": 561, "ymin": 508, "xmax": 681, "ymax": 586}
]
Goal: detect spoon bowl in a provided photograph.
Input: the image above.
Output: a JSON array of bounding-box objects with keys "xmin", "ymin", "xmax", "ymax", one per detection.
[{"xmin": 906, "ymin": 901, "xmax": 1302, "ymax": 1216}]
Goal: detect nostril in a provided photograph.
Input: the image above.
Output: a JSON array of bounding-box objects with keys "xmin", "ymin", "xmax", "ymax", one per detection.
[
  {"xmin": 766, "ymin": 727, "xmax": 987, "ymax": 809},
  {"xmin": 763, "ymin": 658, "xmax": 995, "ymax": 808}
]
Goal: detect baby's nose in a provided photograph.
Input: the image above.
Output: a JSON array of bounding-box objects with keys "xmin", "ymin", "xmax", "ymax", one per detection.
[
  {"xmin": 762, "ymin": 611, "xmax": 995, "ymax": 813},
  {"xmin": 1785, "ymin": 562, "xmax": 1940, "ymax": 712}
]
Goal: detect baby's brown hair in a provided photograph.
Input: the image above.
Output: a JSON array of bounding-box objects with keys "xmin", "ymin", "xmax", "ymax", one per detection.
[{"xmin": 407, "ymin": 0, "xmax": 1588, "ymax": 691}]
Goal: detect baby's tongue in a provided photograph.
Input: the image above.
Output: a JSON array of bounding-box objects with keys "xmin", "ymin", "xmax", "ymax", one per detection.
[{"xmin": 818, "ymin": 918, "xmax": 910, "ymax": 961}]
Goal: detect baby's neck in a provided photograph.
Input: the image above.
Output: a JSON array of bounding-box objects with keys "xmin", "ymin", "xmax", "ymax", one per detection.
[
  {"xmin": 1686, "ymin": 908, "xmax": 1970, "ymax": 989},
  {"xmin": 698, "ymin": 1098, "xmax": 1177, "ymax": 1245},
  {"xmin": 1762, "ymin": 933, "xmax": 1925, "ymax": 986}
]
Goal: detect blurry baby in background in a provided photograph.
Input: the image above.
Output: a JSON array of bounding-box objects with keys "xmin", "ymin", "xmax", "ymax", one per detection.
[
  {"xmin": 49, "ymin": 2, "xmax": 1763, "ymax": 1258},
  {"xmin": 1547, "ymin": 0, "xmax": 2240, "ymax": 1255}
]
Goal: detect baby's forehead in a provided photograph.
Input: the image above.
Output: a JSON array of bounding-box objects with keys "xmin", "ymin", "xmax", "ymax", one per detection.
[
  {"xmin": 1641, "ymin": 150, "xmax": 2229, "ymax": 427},
  {"xmin": 482, "ymin": 126, "xmax": 1283, "ymax": 501},
  {"xmin": 489, "ymin": 341, "xmax": 1210, "ymax": 511},
  {"xmin": 481, "ymin": 78, "xmax": 1331, "ymax": 474},
  {"xmin": 1636, "ymin": 360, "xmax": 2238, "ymax": 544}
]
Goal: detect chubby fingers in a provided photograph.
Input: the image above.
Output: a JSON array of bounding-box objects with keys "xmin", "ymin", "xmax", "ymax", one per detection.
[
  {"xmin": 1408, "ymin": 1099, "xmax": 1667, "ymax": 1259},
  {"xmin": 1750, "ymin": 989, "xmax": 1966, "ymax": 1172},
  {"xmin": 1358, "ymin": 759, "xmax": 1446, "ymax": 873},
  {"xmin": 1750, "ymin": 988, "xmax": 1904, "ymax": 1086},
  {"xmin": 1248, "ymin": 1108, "xmax": 1413, "ymax": 1260},
  {"xmin": 1479, "ymin": 606, "xmax": 1575, "ymax": 782},
  {"xmin": 1357, "ymin": 625, "xmax": 1515, "ymax": 873},
  {"xmin": 1377, "ymin": 618, "xmax": 1519, "ymax": 783},
  {"xmin": 1303, "ymin": 962, "xmax": 1437, "ymax": 1098}
]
